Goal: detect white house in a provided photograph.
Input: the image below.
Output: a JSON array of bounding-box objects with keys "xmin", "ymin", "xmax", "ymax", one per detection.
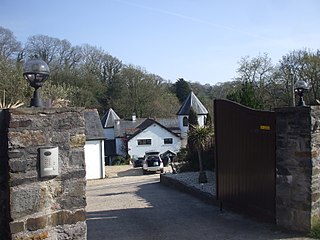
[
  {"xmin": 127, "ymin": 119, "xmax": 182, "ymax": 159},
  {"xmin": 84, "ymin": 109, "xmax": 106, "ymax": 179},
  {"xmin": 101, "ymin": 91, "xmax": 208, "ymax": 163}
]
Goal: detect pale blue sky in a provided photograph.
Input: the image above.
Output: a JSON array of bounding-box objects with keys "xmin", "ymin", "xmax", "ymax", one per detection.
[{"xmin": 1, "ymin": 0, "xmax": 320, "ymax": 85}]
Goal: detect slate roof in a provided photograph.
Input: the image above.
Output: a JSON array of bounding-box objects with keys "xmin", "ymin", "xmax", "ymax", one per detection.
[
  {"xmin": 84, "ymin": 109, "xmax": 106, "ymax": 140},
  {"xmin": 127, "ymin": 118, "xmax": 181, "ymax": 140},
  {"xmin": 101, "ymin": 108, "xmax": 120, "ymax": 128},
  {"xmin": 101, "ymin": 108, "xmax": 184, "ymax": 139},
  {"xmin": 177, "ymin": 91, "xmax": 208, "ymax": 115},
  {"xmin": 112, "ymin": 117, "xmax": 181, "ymax": 138},
  {"xmin": 114, "ymin": 118, "xmax": 145, "ymax": 138}
]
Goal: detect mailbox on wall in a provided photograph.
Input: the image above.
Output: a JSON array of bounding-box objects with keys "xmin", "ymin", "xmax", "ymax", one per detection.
[{"xmin": 39, "ymin": 146, "xmax": 59, "ymax": 177}]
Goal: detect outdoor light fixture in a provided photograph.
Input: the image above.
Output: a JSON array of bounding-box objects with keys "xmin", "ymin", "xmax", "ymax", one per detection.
[
  {"xmin": 294, "ymin": 79, "xmax": 309, "ymax": 107},
  {"xmin": 23, "ymin": 59, "xmax": 50, "ymax": 107}
]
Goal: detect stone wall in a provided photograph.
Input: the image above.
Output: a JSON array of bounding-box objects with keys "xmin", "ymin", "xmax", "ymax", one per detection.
[
  {"xmin": 276, "ymin": 106, "xmax": 320, "ymax": 232},
  {"xmin": 0, "ymin": 108, "xmax": 87, "ymax": 240}
]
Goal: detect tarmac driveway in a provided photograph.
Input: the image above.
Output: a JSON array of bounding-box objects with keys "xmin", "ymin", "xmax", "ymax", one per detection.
[{"xmin": 86, "ymin": 166, "xmax": 312, "ymax": 240}]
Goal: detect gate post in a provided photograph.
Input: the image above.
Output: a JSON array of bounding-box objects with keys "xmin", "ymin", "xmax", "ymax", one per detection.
[
  {"xmin": 0, "ymin": 108, "xmax": 87, "ymax": 239},
  {"xmin": 275, "ymin": 106, "xmax": 320, "ymax": 232}
]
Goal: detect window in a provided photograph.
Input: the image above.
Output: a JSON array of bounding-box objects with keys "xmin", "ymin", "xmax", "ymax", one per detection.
[
  {"xmin": 164, "ymin": 138, "xmax": 173, "ymax": 144},
  {"xmin": 183, "ymin": 116, "xmax": 188, "ymax": 126},
  {"xmin": 137, "ymin": 139, "xmax": 151, "ymax": 145}
]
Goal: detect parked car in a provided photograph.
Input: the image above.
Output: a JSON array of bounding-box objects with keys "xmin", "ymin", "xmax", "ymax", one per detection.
[
  {"xmin": 143, "ymin": 151, "xmax": 164, "ymax": 174},
  {"xmin": 133, "ymin": 157, "xmax": 144, "ymax": 168}
]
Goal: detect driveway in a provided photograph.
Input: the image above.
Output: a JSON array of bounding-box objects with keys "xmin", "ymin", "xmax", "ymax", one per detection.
[{"xmin": 86, "ymin": 166, "xmax": 312, "ymax": 240}]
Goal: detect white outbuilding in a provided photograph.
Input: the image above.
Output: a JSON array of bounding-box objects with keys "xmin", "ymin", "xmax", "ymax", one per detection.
[{"xmin": 84, "ymin": 109, "xmax": 106, "ymax": 180}]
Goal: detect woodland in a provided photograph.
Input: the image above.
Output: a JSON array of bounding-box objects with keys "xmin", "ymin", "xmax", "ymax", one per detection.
[{"xmin": 1, "ymin": 25, "xmax": 320, "ymax": 118}]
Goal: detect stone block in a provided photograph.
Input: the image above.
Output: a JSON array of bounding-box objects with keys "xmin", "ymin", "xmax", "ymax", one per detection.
[
  {"xmin": 26, "ymin": 215, "xmax": 48, "ymax": 231},
  {"xmin": 9, "ymin": 171, "xmax": 38, "ymax": 187},
  {"xmin": 312, "ymin": 192, "xmax": 320, "ymax": 203},
  {"xmin": 51, "ymin": 132, "xmax": 70, "ymax": 145},
  {"xmin": 9, "ymin": 159, "xmax": 27, "ymax": 173},
  {"xmin": 8, "ymin": 150, "xmax": 24, "ymax": 159},
  {"xmin": 70, "ymin": 134, "xmax": 85, "ymax": 148},
  {"xmin": 51, "ymin": 209, "xmax": 86, "ymax": 227},
  {"xmin": 56, "ymin": 221, "xmax": 87, "ymax": 240},
  {"xmin": 10, "ymin": 184, "xmax": 40, "ymax": 219},
  {"xmin": 58, "ymin": 179, "xmax": 86, "ymax": 209},
  {"xmin": 9, "ymin": 221, "xmax": 25, "ymax": 234},
  {"xmin": 60, "ymin": 169, "xmax": 86, "ymax": 181},
  {"xmin": 69, "ymin": 150, "xmax": 85, "ymax": 168},
  {"xmin": 9, "ymin": 119, "xmax": 32, "ymax": 128},
  {"xmin": 8, "ymin": 130, "xmax": 46, "ymax": 148}
]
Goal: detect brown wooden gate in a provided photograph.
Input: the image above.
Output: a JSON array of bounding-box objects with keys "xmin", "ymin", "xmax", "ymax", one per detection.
[{"xmin": 214, "ymin": 99, "xmax": 275, "ymax": 222}]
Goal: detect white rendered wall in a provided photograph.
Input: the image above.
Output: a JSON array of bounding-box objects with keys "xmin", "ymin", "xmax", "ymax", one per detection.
[
  {"xmin": 178, "ymin": 115, "xmax": 188, "ymax": 137},
  {"xmin": 197, "ymin": 115, "xmax": 206, "ymax": 127},
  {"xmin": 128, "ymin": 124, "xmax": 181, "ymax": 158}
]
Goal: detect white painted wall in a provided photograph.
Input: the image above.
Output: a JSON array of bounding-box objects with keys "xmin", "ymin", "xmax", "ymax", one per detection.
[
  {"xmin": 84, "ymin": 140, "xmax": 105, "ymax": 180},
  {"xmin": 197, "ymin": 115, "xmax": 206, "ymax": 127},
  {"xmin": 178, "ymin": 115, "xmax": 188, "ymax": 137},
  {"xmin": 128, "ymin": 123, "xmax": 181, "ymax": 158}
]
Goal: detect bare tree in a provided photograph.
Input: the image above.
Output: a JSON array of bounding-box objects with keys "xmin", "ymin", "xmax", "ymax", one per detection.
[
  {"xmin": 25, "ymin": 34, "xmax": 60, "ymax": 63},
  {"xmin": 0, "ymin": 26, "xmax": 22, "ymax": 59}
]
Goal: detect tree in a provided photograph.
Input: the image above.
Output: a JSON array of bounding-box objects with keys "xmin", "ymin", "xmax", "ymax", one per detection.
[
  {"xmin": 173, "ymin": 78, "xmax": 191, "ymax": 103},
  {"xmin": 0, "ymin": 57, "xmax": 29, "ymax": 105},
  {"xmin": 0, "ymin": 26, "xmax": 22, "ymax": 59},
  {"xmin": 108, "ymin": 65, "xmax": 179, "ymax": 118},
  {"xmin": 25, "ymin": 35, "xmax": 61, "ymax": 63},
  {"xmin": 227, "ymin": 81, "xmax": 264, "ymax": 109},
  {"xmin": 188, "ymin": 107, "xmax": 198, "ymax": 126},
  {"xmin": 188, "ymin": 125, "xmax": 214, "ymax": 183},
  {"xmin": 235, "ymin": 53, "xmax": 275, "ymax": 109}
]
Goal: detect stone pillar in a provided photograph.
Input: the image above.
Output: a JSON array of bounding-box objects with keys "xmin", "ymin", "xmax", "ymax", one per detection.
[
  {"xmin": 0, "ymin": 108, "xmax": 87, "ymax": 239},
  {"xmin": 276, "ymin": 106, "xmax": 320, "ymax": 232}
]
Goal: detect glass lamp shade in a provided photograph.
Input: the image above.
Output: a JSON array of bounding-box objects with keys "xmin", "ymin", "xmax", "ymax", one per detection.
[
  {"xmin": 294, "ymin": 80, "xmax": 309, "ymax": 93},
  {"xmin": 23, "ymin": 59, "xmax": 50, "ymax": 88}
]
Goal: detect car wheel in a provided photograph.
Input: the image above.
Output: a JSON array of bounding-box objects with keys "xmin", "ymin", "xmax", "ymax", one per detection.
[{"xmin": 143, "ymin": 169, "xmax": 147, "ymax": 175}]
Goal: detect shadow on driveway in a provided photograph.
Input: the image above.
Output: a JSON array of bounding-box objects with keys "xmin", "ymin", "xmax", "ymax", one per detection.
[{"xmin": 87, "ymin": 180, "xmax": 310, "ymax": 240}]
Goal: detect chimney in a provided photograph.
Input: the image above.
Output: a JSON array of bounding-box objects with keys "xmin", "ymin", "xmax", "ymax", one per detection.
[{"xmin": 132, "ymin": 113, "xmax": 136, "ymax": 122}]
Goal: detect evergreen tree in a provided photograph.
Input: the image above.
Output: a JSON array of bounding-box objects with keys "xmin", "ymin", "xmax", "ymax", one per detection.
[
  {"xmin": 174, "ymin": 78, "xmax": 191, "ymax": 103},
  {"xmin": 188, "ymin": 107, "xmax": 198, "ymax": 126},
  {"xmin": 227, "ymin": 81, "xmax": 264, "ymax": 109}
]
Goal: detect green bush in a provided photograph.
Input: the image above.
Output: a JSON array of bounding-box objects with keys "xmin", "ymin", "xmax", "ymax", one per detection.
[
  {"xmin": 112, "ymin": 156, "xmax": 130, "ymax": 165},
  {"xmin": 174, "ymin": 147, "xmax": 215, "ymax": 173}
]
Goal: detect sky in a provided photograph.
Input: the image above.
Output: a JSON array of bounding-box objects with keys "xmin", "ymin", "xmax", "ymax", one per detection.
[{"xmin": 1, "ymin": 0, "xmax": 320, "ymax": 85}]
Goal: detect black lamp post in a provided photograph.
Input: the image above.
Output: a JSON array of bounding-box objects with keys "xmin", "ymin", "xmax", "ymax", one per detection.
[
  {"xmin": 23, "ymin": 59, "xmax": 50, "ymax": 107},
  {"xmin": 294, "ymin": 79, "xmax": 309, "ymax": 107}
]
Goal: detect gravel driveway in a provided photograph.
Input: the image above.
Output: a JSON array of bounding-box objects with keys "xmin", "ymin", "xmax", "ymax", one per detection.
[{"xmin": 86, "ymin": 165, "xmax": 313, "ymax": 240}]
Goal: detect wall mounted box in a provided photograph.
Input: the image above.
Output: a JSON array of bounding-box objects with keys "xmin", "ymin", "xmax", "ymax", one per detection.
[{"xmin": 39, "ymin": 146, "xmax": 59, "ymax": 177}]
